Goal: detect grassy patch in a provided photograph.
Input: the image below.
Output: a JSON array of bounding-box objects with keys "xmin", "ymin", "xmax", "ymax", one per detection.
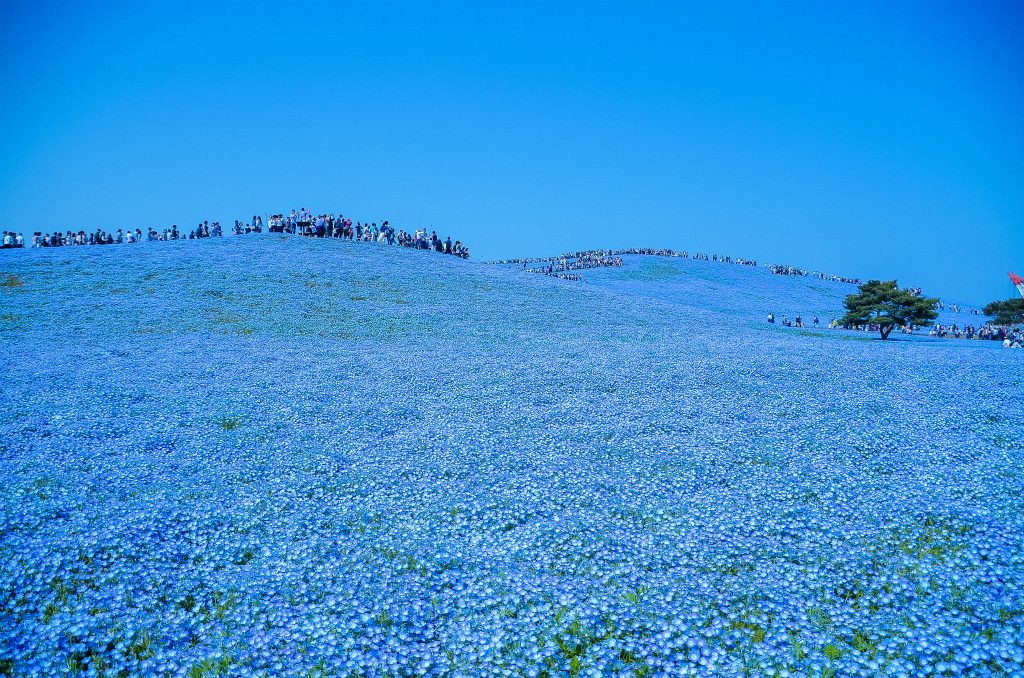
[
  {"xmin": 213, "ymin": 415, "xmax": 245, "ymax": 431},
  {"xmin": 886, "ymin": 515, "xmax": 974, "ymax": 564},
  {"xmin": 187, "ymin": 655, "xmax": 234, "ymax": 678}
]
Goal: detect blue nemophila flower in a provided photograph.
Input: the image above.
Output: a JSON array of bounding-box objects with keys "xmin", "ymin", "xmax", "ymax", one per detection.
[{"xmin": 0, "ymin": 239, "xmax": 1022, "ymax": 676}]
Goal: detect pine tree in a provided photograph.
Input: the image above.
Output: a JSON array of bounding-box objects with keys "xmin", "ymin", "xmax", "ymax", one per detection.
[
  {"xmin": 982, "ymin": 298, "xmax": 1024, "ymax": 326},
  {"xmin": 841, "ymin": 280, "xmax": 938, "ymax": 340}
]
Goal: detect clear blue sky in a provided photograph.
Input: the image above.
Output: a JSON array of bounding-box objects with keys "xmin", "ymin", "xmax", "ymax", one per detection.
[{"xmin": 2, "ymin": 1, "xmax": 1022, "ymax": 303}]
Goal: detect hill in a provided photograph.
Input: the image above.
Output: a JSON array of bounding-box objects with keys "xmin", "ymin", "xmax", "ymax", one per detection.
[{"xmin": 1, "ymin": 236, "xmax": 1022, "ymax": 677}]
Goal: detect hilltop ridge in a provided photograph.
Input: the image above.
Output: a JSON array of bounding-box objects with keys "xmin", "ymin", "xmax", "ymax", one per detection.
[{"xmin": 0, "ymin": 235, "xmax": 990, "ymax": 341}]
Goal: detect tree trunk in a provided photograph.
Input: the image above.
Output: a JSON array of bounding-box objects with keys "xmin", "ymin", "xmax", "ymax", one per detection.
[{"xmin": 879, "ymin": 325, "xmax": 892, "ymax": 340}]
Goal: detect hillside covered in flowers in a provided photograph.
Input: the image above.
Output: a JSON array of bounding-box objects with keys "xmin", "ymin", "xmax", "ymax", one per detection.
[{"xmin": 1, "ymin": 235, "xmax": 1022, "ymax": 678}]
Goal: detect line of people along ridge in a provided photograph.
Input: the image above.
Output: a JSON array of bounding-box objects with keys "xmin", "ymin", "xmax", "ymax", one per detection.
[
  {"xmin": 486, "ymin": 248, "xmax": 859, "ymax": 286},
  {"xmin": 1, "ymin": 208, "xmax": 469, "ymax": 259}
]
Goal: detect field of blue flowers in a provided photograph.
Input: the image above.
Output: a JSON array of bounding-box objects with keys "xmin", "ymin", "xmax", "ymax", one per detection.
[{"xmin": 1, "ymin": 236, "xmax": 1022, "ymax": 678}]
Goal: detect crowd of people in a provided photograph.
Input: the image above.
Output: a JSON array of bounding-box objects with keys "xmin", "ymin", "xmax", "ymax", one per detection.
[
  {"xmin": 693, "ymin": 252, "xmax": 758, "ymax": 266},
  {"xmin": 486, "ymin": 248, "xmax": 684, "ymax": 265},
  {"xmin": 767, "ymin": 312, "xmax": 1022, "ymax": 345},
  {"xmin": 768, "ymin": 264, "xmax": 861, "ymax": 284},
  {"xmin": 522, "ymin": 269, "xmax": 586, "ymax": 281},
  {"xmin": 1, "ymin": 209, "xmax": 469, "ymax": 258},
  {"xmin": 488, "ymin": 249, "xmax": 631, "ymax": 281},
  {"xmin": 232, "ymin": 219, "xmax": 261, "ymax": 235},
  {"xmin": 613, "ymin": 247, "xmax": 685, "ymax": 258},
  {"xmin": 265, "ymin": 210, "xmax": 469, "ymax": 258},
  {"xmin": 767, "ymin": 313, "xmax": 822, "ymax": 328},
  {"xmin": 6, "ymin": 222, "xmax": 226, "ymax": 247},
  {"xmin": 1, "ymin": 232, "xmax": 25, "ymax": 248},
  {"xmin": 929, "ymin": 323, "xmax": 1021, "ymax": 345},
  {"xmin": 487, "ymin": 248, "xmax": 871, "ymax": 287},
  {"xmin": 520, "ymin": 253, "xmax": 624, "ymax": 276},
  {"xmin": 937, "ymin": 301, "xmax": 983, "ymax": 315},
  {"xmin": 904, "ymin": 290, "xmax": 983, "ymax": 316}
]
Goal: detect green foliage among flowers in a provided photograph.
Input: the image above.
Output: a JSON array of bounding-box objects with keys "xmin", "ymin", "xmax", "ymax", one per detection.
[
  {"xmin": 982, "ymin": 298, "xmax": 1024, "ymax": 327},
  {"xmin": 841, "ymin": 279, "xmax": 939, "ymax": 339}
]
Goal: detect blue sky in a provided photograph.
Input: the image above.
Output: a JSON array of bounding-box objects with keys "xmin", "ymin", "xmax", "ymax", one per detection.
[{"xmin": 1, "ymin": 1, "xmax": 1022, "ymax": 303}]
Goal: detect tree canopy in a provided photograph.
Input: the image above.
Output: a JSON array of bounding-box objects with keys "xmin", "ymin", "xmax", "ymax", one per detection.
[
  {"xmin": 841, "ymin": 280, "xmax": 939, "ymax": 340},
  {"xmin": 982, "ymin": 298, "xmax": 1024, "ymax": 326}
]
